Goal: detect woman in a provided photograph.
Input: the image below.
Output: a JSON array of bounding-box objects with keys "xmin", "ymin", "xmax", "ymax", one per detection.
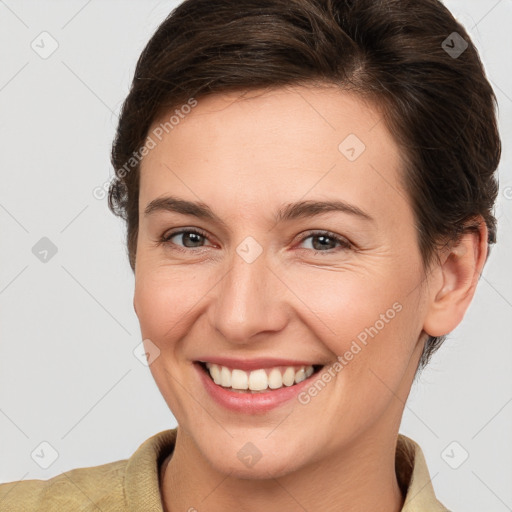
[{"xmin": 0, "ymin": 0, "xmax": 501, "ymax": 510}]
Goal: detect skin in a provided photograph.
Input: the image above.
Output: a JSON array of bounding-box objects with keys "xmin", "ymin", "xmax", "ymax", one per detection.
[{"xmin": 133, "ymin": 85, "xmax": 488, "ymax": 512}]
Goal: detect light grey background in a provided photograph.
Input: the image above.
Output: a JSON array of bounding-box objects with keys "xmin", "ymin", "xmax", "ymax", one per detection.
[{"xmin": 0, "ymin": 1, "xmax": 510, "ymax": 510}]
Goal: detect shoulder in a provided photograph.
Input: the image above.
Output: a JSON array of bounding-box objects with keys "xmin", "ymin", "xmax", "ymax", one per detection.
[
  {"xmin": 0, "ymin": 428, "xmax": 178, "ymax": 512},
  {"xmin": 0, "ymin": 459, "xmax": 128, "ymax": 512}
]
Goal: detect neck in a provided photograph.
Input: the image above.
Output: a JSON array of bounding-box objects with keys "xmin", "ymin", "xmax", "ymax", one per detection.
[{"xmin": 160, "ymin": 427, "xmax": 404, "ymax": 512}]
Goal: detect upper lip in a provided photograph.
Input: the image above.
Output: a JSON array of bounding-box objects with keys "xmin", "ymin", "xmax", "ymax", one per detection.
[{"xmin": 196, "ymin": 357, "xmax": 325, "ymax": 371}]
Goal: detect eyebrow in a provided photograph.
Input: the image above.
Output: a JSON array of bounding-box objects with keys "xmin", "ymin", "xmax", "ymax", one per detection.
[{"xmin": 144, "ymin": 196, "xmax": 374, "ymax": 226}]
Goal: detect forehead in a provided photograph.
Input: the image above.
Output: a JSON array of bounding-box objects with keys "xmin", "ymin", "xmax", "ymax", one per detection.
[{"xmin": 139, "ymin": 85, "xmax": 408, "ymax": 227}]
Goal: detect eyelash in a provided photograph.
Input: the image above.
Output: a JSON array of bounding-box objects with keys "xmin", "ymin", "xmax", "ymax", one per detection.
[{"xmin": 159, "ymin": 228, "xmax": 352, "ymax": 254}]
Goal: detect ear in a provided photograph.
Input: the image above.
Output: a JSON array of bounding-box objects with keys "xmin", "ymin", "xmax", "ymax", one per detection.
[{"xmin": 423, "ymin": 218, "xmax": 488, "ymax": 337}]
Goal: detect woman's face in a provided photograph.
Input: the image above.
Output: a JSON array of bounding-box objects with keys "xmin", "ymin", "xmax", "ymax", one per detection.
[{"xmin": 134, "ymin": 85, "xmax": 431, "ymax": 477}]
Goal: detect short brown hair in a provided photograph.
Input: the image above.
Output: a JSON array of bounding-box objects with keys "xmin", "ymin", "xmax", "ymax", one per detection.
[{"xmin": 109, "ymin": 0, "xmax": 501, "ymax": 369}]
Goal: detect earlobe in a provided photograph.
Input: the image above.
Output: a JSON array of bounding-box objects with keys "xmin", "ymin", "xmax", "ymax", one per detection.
[{"xmin": 423, "ymin": 219, "xmax": 488, "ymax": 337}]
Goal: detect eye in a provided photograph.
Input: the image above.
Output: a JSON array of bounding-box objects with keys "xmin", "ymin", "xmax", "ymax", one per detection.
[
  {"xmin": 296, "ymin": 230, "xmax": 352, "ymax": 253},
  {"xmin": 160, "ymin": 228, "xmax": 212, "ymax": 251}
]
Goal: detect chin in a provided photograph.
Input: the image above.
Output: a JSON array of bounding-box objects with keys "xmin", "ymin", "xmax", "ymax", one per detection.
[
  {"xmin": 197, "ymin": 433, "xmax": 313, "ymax": 481},
  {"xmin": 215, "ymin": 451, "xmax": 302, "ymax": 480}
]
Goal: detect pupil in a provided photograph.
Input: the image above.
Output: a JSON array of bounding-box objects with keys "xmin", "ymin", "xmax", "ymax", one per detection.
[
  {"xmin": 313, "ymin": 235, "xmax": 334, "ymax": 251},
  {"xmin": 184, "ymin": 233, "xmax": 203, "ymax": 247}
]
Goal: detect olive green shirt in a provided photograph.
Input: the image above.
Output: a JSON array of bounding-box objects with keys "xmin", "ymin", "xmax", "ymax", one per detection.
[{"xmin": 0, "ymin": 429, "xmax": 450, "ymax": 511}]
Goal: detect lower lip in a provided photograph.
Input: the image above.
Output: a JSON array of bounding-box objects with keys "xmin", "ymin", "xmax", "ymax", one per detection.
[{"xmin": 194, "ymin": 362, "xmax": 322, "ymax": 414}]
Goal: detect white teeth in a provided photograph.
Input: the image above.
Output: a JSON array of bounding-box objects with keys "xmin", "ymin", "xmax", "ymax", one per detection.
[
  {"xmin": 294, "ymin": 368, "xmax": 306, "ymax": 384},
  {"xmin": 220, "ymin": 366, "xmax": 231, "ymax": 387},
  {"xmin": 210, "ymin": 364, "xmax": 221, "ymax": 385},
  {"xmin": 268, "ymin": 368, "xmax": 283, "ymax": 389},
  {"xmin": 231, "ymin": 369, "xmax": 249, "ymax": 390},
  {"xmin": 282, "ymin": 367, "xmax": 296, "ymax": 386},
  {"xmin": 248, "ymin": 369, "xmax": 268, "ymax": 391},
  {"xmin": 204, "ymin": 363, "xmax": 316, "ymax": 392}
]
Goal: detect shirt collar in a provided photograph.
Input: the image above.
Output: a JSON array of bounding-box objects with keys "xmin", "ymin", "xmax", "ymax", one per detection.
[{"xmin": 396, "ymin": 434, "xmax": 450, "ymax": 511}]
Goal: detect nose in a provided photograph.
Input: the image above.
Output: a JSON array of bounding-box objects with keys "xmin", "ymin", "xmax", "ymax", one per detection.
[{"xmin": 210, "ymin": 247, "xmax": 289, "ymax": 344}]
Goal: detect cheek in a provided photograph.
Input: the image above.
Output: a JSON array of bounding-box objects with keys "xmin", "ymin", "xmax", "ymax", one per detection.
[
  {"xmin": 285, "ymin": 264, "xmax": 424, "ymax": 384},
  {"xmin": 284, "ymin": 265, "xmax": 410, "ymax": 341},
  {"xmin": 133, "ymin": 265, "xmax": 210, "ymax": 348},
  {"xmin": 133, "ymin": 266, "xmax": 213, "ymax": 418}
]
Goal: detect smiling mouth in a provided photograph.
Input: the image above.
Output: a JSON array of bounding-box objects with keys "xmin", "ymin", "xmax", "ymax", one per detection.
[{"xmin": 197, "ymin": 361, "xmax": 324, "ymax": 393}]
